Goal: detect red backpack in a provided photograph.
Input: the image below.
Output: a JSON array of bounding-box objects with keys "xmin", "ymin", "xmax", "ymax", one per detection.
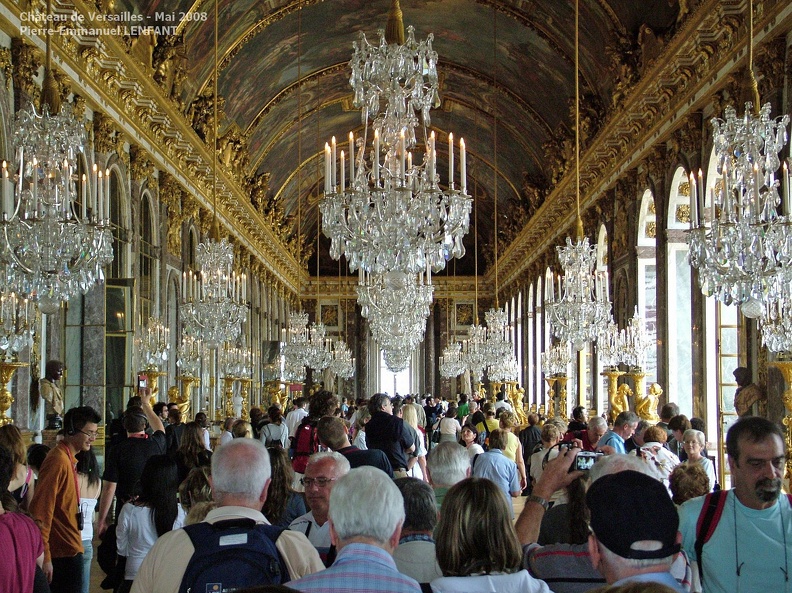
[{"xmin": 291, "ymin": 419, "xmax": 319, "ymax": 474}]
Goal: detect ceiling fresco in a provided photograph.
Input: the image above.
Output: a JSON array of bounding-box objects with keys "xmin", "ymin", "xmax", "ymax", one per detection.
[{"xmin": 112, "ymin": 0, "xmax": 685, "ymax": 275}]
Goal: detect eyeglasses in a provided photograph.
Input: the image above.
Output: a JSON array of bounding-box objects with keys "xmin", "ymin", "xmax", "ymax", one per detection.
[
  {"xmin": 300, "ymin": 477, "xmax": 336, "ymax": 488},
  {"xmin": 78, "ymin": 429, "xmax": 98, "ymax": 440}
]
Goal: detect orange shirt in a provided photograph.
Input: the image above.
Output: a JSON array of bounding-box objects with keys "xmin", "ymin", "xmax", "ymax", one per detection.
[{"xmin": 29, "ymin": 444, "xmax": 83, "ymax": 562}]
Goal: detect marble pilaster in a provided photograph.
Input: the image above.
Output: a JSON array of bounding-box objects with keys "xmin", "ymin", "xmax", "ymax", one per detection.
[{"xmin": 81, "ymin": 286, "xmax": 107, "ymax": 419}]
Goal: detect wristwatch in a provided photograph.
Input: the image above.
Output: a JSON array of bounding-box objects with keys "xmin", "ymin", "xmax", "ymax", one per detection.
[{"xmin": 527, "ymin": 494, "xmax": 549, "ymax": 511}]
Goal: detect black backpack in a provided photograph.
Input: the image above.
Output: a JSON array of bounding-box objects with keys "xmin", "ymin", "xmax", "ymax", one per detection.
[{"xmin": 178, "ymin": 518, "xmax": 289, "ymax": 593}]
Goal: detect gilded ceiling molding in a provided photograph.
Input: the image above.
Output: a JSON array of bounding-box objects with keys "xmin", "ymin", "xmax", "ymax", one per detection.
[
  {"xmin": 11, "ymin": 38, "xmax": 40, "ymax": 105},
  {"xmin": 93, "ymin": 112, "xmax": 120, "ymax": 155},
  {"xmin": 755, "ymin": 35, "xmax": 786, "ymax": 99},
  {"xmin": 129, "ymin": 144, "xmax": 156, "ymax": 186},
  {"xmin": 496, "ymin": 0, "xmax": 790, "ymax": 293},
  {"xmin": 0, "ymin": 47, "xmax": 12, "ymax": 87},
  {"xmin": 0, "ymin": 0, "xmax": 305, "ymax": 295}
]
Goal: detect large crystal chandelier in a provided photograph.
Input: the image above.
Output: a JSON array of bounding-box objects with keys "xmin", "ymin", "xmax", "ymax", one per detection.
[
  {"xmin": 321, "ymin": 6, "xmax": 471, "ymax": 277},
  {"xmin": 686, "ymin": 0, "xmax": 790, "ymax": 318},
  {"xmin": 180, "ymin": 240, "xmax": 248, "ymax": 350},
  {"xmin": 219, "ymin": 341, "xmax": 253, "ymax": 379},
  {"xmin": 357, "ymin": 270, "xmax": 434, "ymax": 359},
  {"xmin": 0, "ymin": 20, "xmax": 113, "ymax": 314},
  {"xmin": 461, "ymin": 323, "xmax": 489, "ymax": 384},
  {"xmin": 0, "ymin": 293, "xmax": 34, "ymax": 362},
  {"xmin": 330, "ymin": 339, "xmax": 355, "ymax": 380},
  {"xmin": 135, "ymin": 317, "xmax": 170, "ymax": 371},
  {"xmin": 282, "ymin": 311, "xmax": 310, "ymax": 370},
  {"xmin": 759, "ymin": 273, "xmax": 792, "ymax": 353},
  {"xmin": 484, "ymin": 308, "xmax": 518, "ymax": 382},
  {"xmin": 439, "ymin": 341, "xmax": 466, "ymax": 378},
  {"xmin": 303, "ymin": 322, "xmax": 333, "ymax": 372},
  {"xmin": 547, "ymin": 0, "xmax": 611, "ymax": 350},
  {"xmin": 180, "ymin": 7, "xmax": 247, "ymax": 350}
]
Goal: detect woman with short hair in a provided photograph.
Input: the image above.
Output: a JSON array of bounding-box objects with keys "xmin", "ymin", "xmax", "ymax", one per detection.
[{"xmin": 681, "ymin": 428, "xmax": 715, "ymax": 491}]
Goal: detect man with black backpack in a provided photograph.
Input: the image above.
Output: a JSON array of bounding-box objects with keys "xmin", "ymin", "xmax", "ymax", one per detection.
[
  {"xmin": 131, "ymin": 439, "xmax": 323, "ymax": 593},
  {"xmin": 678, "ymin": 416, "xmax": 791, "ymax": 593}
]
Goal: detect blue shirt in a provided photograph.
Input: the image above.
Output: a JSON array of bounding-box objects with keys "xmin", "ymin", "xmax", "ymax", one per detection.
[
  {"xmin": 471, "ymin": 449, "xmax": 520, "ymax": 517},
  {"xmin": 679, "ymin": 490, "xmax": 792, "ymax": 593},
  {"xmin": 290, "ymin": 542, "xmax": 421, "ymax": 593},
  {"xmin": 597, "ymin": 430, "xmax": 626, "ymax": 454}
]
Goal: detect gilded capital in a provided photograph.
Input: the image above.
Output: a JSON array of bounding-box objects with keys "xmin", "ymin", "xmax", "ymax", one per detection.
[
  {"xmin": 11, "ymin": 39, "xmax": 41, "ymax": 106},
  {"xmin": 129, "ymin": 145, "xmax": 156, "ymax": 187}
]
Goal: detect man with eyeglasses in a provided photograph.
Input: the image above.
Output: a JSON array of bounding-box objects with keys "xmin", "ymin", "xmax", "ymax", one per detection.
[
  {"xmin": 679, "ymin": 416, "xmax": 792, "ymax": 593},
  {"xmin": 289, "ymin": 451, "xmax": 351, "ymax": 566},
  {"xmin": 29, "ymin": 405, "xmax": 101, "ymax": 593}
]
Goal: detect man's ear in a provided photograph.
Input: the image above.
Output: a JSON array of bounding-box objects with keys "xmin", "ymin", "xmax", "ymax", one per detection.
[
  {"xmin": 388, "ymin": 519, "xmax": 403, "ymax": 551},
  {"xmin": 329, "ymin": 519, "xmax": 339, "ymax": 547},
  {"xmin": 425, "ymin": 466, "xmax": 434, "ymax": 486}
]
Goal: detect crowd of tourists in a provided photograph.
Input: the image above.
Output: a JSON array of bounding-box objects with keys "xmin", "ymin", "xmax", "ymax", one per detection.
[{"xmin": 0, "ymin": 388, "xmax": 788, "ymax": 593}]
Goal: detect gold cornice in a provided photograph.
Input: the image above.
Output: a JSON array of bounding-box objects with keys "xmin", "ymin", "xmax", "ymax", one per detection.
[
  {"xmin": 0, "ymin": 0, "xmax": 305, "ymax": 296},
  {"xmin": 495, "ymin": 0, "xmax": 792, "ymax": 291}
]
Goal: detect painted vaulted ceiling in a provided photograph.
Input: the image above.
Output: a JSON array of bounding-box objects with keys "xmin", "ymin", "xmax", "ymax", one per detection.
[{"xmin": 112, "ymin": 0, "xmax": 683, "ymax": 276}]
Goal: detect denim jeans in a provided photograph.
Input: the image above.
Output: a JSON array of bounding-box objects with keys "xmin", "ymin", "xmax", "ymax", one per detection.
[{"xmin": 81, "ymin": 540, "xmax": 93, "ymax": 593}]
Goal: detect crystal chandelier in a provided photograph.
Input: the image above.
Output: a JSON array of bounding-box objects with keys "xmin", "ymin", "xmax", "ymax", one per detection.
[
  {"xmin": 686, "ymin": 0, "xmax": 790, "ymax": 318},
  {"xmin": 180, "ymin": 240, "xmax": 248, "ymax": 350},
  {"xmin": 541, "ymin": 341, "xmax": 572, "ymax": 377},
  {"xmin": 330, "ymin": 339, "xmax": 355, "ymax": 380},
  {"xmin": 176, "ymin": 334, "xmax": 203, "ymax": 378},
  {"xmin": 0, "ymin": 293, "xmax": 34, "ymax": 362},
  {"xmin": 0, "ymin": 23, "xmax": 113, "ymax": 314},
  {"xmin": 760, "ymin": 275, "xmax": 792, "ymax": 353},
  {"xmin": 620, "ymin": 307, "xmax": 652, "ymax": 370},
  {"xmin": 357, "ymin": 270, "xmax": 434, "ymax": 356},
  {"xmin": 461, "ymin": 323, "xmax": 489, "ymax": 384},
  {"xmin": 597, "ymin": 317, "xmax": 622, "ymax": 369},
  {"xmin": 303, "ymin": 322, "xmax": 333, "ymax": 372},
  {"xmin": 382, "ymin": 344, "xmax": 412, "ymax": 373},
  {"xmin": 439, "ymin": 341, "xmax": 466, "ymax": 378},
  {"xmin": 220, "ymin": 341, "xmax": 254, "ymax": 379},
  {"xmin": 135, "ymin": 316, "xmax": 170, "ymax": 372},
  {"xmin": 321, "ymin": 8, "xmax": 471, "ymax": 278},
  {"xmin": 282, "ymin": 311, "xmax": 310, "ymax": 372},
  {"xmin": 484, "ymin": 308, "xmax": 518, "ymax": 381},
  {"xmin": 547, "ymin": 0, "xmax": 612, "ymax": 351}
]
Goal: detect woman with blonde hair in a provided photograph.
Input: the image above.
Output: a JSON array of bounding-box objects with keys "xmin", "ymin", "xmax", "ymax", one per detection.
[
  {"xmin": 499, "ymin": 411, "xmax": 527, "ymax": 491},
  {"xmin": 352, "ymin": 406, "xmax": 371, "ymax": 449},
  {"xmin": 0, "ymin": 424, "xmax": 35, "ymax": 509},
  {"xmin": 401, "ymin": 404, "xmax": 428, "ymax": 482},
  {"xmin": 231, "ymin": 420, "xmax": 253, "ymax": 439},
  {"xmin": 432, "ymin": 477, "xmax": 552, "ymax": 592}
]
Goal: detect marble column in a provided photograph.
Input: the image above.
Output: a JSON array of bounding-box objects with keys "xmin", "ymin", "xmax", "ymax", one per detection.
[{"xmin": 82, "ymin": 285, "xmax": 106, "ymax": 419}]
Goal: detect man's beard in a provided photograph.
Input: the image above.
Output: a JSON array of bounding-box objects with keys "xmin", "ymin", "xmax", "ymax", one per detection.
[{"xmin": 755, "ymin": 477, "xmax": 782, "ymax": 502}]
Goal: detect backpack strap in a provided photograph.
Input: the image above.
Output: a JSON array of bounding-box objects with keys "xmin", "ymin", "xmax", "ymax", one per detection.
[
  {"xmin": 472, "ymin": 453, "xmax": 480, "ymax": 472},
  {"xmin": 694, "ymin": 490, "xmax": 729, "ymax": 584}
]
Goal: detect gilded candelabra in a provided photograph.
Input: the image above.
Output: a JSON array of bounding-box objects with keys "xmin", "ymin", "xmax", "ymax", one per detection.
[
  {"xmin": 556, "ymin": 375, "xmax": 569, "ymax": 421},
  {"xmin": 239, "ymin": 378, "xmax": 251, "ymax": 421},
  {"xmin": 544, "ymin": 376, "xmax": 557, "ymax": 419},
  {"xmin": 0, "ymin": 361, "xmax": 25, "ymax": 425},
  {"xmin": 601, "ymin": 367, "xmax": 625, "ymax": 423},
  {"xmin": 176, "ymin": 375, "xmax": 199, "ymax": 420},
  {"xmin": 144, "ymin": 369, "xmax": 168, "ymax": 406},
  {"xmin": 223, "ymin": 376, "xmax": 236, "ymax": 420},
  {"xmin": 626, "ymin": 368, "xmax": 647, "ymax": 418}
]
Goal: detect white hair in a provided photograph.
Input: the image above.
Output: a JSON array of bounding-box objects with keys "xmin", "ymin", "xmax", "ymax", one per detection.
[
  {"xmin": 329, "ymin": 466, "xmax": 404, "ymax": 544},
  {"xmin": 427, "ymin": 442, "xmax": 469, "ymax": 487},
  {"xmin": 307, "ymin": 450, "xmax": 351, "ymax": 475},
  {"xmin": 588, "ymin": 416, "xmax": 608, "ymax": 432},
  {"xmin": 683, "ymin": 428, "xmax": 706, "ymax": 448},
  {"xmin": 212, "ymin": 438, "xmax": 271, "ymax": 502},
  {"xmin": 597, "ymin": 540, "xmax": 675, "ymax": 570}
]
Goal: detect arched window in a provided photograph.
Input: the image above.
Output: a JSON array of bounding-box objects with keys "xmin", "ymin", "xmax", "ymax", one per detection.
[
  {"xmin": 526, "ymin": 283, "xmax": 534, "ymax": 405},
  {"xmin": 594, "ymin": 224, "xmax": 610, "ymax": 416},
  {"xmin": 637, "ymin": 189, "xmax": 658, "ymax": 382},
  {"xmin": 514, "ymin": 292, "xmax": 523, "ymax": 387},
  {"xmin": 666, "ymin": 167, "xmax": 694, "ymax": 416}
]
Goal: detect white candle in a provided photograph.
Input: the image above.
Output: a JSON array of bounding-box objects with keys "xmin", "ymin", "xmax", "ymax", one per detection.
[
  {"xmin": 697, "ymin": 170, "xmax": 703, "ymax": 227},
  {"xmin": 448, "ymin": 132, "xmax": 454, "ymax": 189},
  {"xmin": 460, "ymin": 138, "xmax": 467, "ymax": 194},
  {"xmin": 430, "ymin": 131, "xmax": 436, "ymax": 185},
  {"xmin": 784, "ymin": 161, "xmax": 791, "ymax": 217},
  {"xmin": 182, "ymin": 272, "xmax": 186, "ymax": 297},
  {"xmin": 105, "ymin": 169, "xmax": 111, "ymax": 220},
  {"xmin": 81, "ymin": 174, "xmax": 87, "ymax": 220},
  {"xmin": 340, "ymin": 150, "xmax": 345, "ymax": 191},
  {"xmin": 324, "ymin": 143, "xmax": 331, "ymax": 193},
  {"xmin": 331, "ymin": 136, "xmax": 337, "ymax": 190},
  {"xmin": 97, "ymin": 170, "xmax": 104, "ymax": 221},
  {"xmin": 400, "ymin": 130, "xmax": 406, "ymax": 182}
]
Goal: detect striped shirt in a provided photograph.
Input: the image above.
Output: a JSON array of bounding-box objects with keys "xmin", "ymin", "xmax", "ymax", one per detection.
[{"xmin": 290, "ymin": 542, "xmax": 421, "ymax": 593}]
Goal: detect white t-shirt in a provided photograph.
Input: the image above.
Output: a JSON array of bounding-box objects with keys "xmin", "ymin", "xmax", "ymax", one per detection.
[
  {"xmin": 286, "ymin": 408, "xmax": 309, "ymax": 438},
  {"xmin": 117, "ymin": 503, "xmax": 186, "ymax": 580}
]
